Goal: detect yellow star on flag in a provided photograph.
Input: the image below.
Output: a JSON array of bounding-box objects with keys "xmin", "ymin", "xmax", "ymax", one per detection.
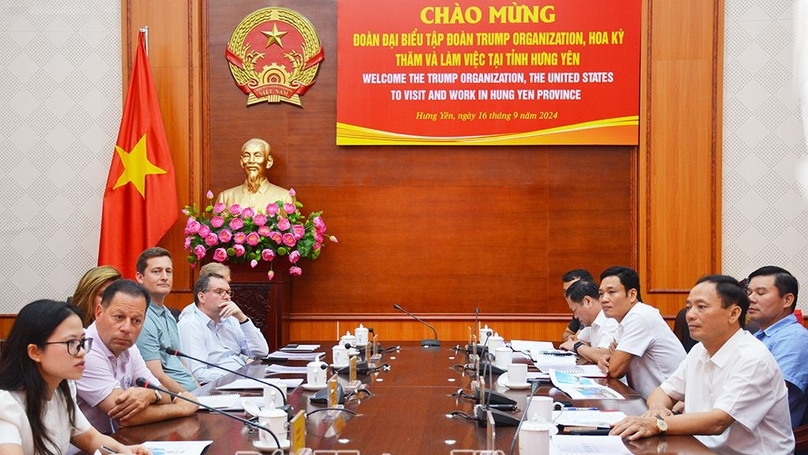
[
  {"xmin": 261, "ymin": 23, "xmax": 287, "ymax": 48},
  {"xmin": 112, "ymin": 134, "xmax": 167, "ymax": 197}
]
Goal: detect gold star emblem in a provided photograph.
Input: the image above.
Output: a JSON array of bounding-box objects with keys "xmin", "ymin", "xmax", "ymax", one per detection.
[
  {"xmin": 112, "ymin": 134, "xmax": 168, "ymax": 197},
  {"xmin": 261, "ymin": 23, "xmax": 287, "ymax": 48}
]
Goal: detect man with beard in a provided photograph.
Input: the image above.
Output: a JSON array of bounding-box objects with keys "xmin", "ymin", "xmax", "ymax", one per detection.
[{"xmin": 215, "ymin": 138, "xmax": 295, "ymax": 211}]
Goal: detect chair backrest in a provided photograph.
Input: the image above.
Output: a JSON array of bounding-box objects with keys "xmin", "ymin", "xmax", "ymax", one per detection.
[{"xmin": 672, "ymin": 307, "xmax": 698, "ymax": 353}]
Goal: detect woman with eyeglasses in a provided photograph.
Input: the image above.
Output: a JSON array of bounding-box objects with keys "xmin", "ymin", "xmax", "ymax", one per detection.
[{"xmin": 0, "ymin": 299, "xmax": 150, "ymax": 455}]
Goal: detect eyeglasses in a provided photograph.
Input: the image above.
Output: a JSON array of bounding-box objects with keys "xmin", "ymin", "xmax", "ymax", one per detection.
[
  {"xmin": 44, "ymin": 337, "xmax": 93, "ymax": 356},
  {"xmin": 205, "ymin": 288, "xmax": 233, "ymax": 297}
]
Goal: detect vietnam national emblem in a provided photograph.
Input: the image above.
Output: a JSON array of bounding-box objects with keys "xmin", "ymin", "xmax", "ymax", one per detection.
[{"xmin": 225, "ymin": 7, "xmax": 324, "ymax": 107}]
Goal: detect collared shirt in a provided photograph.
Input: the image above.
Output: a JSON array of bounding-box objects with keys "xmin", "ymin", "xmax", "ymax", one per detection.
[
  {"xmin": 614, "ymin": 302, "xmax": 686, "ymax": 398},
  {"xmin": 76, "ymin": 322, "xmax": 161, "ymax": 434},
  {"xmin": 660, "ymin": 329, "xmax": 794, "ymax": 454},
  {"xmin": 136, "ymin": 301, "xmax": 198, "ymax": 391},
  {"xmin": 177, "ymin": 303, "xmax": 269, "ymax": 384},
  {"xmin": 577, "ymin": 310, "xmax": 618, "ymax": 349},
  {"xmin": 0, "ymin": 382, "xmax": 90, "ymax": 455},
  {"xmin": 216, "ymin": 178, "xmax": 294, "ymax": 211},
  {"xmin": 755, "ymin": 313, "xmax": 808, "ymax": 427}
]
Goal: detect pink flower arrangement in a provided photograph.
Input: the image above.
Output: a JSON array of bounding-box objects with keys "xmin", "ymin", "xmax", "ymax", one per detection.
[{"xmin": 182, "ymin": 189, "xmax": 337, "ymax": 280}]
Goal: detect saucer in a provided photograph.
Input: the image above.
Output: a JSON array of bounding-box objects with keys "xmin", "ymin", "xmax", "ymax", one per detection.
[
  {"xmin": 301, "ymin": 382, "xmax": 327, "ymax": 391},
  {"xmin": 330, "ymin": 363, "xmax": 348, "ymax": 370},
  {"xmin": 253, "ymin": 438, "xmax": 290, "ymax": 451},
  {"xmin": 504, "ymin": 382, "xmax": 531, "ymax": 390}
]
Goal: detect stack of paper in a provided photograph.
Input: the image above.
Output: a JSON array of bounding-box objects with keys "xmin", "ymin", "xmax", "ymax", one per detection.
[
  {"xmin": 550, "ymin": 370, "xmax": 624, "ymax": 400},
  {"xmin": 551, "ymin": 435, "xmax": 631, "ymax": 454}
]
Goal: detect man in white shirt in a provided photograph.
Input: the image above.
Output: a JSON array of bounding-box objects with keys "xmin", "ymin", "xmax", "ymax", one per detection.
[
  {"xmin": 611, "ymin": 275, "xmax": 794, "ymax": 455},
  {"xmin": 177, "ymin": 273, "xmax": 269, "ymax": 383},
  {"xmin": 596, "ymin": 266, "xmax": 685, "ymax": 398},
  {"xmin": 559, "ymin": 279, "xmax": 617, "ymax": 363}
]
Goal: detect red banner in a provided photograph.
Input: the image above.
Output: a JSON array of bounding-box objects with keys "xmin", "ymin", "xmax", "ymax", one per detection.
[{"xmin": 337, "ymin": 0, "xmax": 640, "ymax": 145}]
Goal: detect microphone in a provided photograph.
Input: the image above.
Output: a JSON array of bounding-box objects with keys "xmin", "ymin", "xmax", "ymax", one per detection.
[
  {"xmin": 393, "ymin": 303, "xmax": 440, "ymax": 347},
  {"xmin": 135, "ymin": 377, "xmax": 281, "ymax": 448},
  {"xmin": 507, "ymin": 381, "xmax": 542, "ymax": 455},
  {"xmin": 162, "ymin": 347, "xmax": 290, "ymax": 412}
]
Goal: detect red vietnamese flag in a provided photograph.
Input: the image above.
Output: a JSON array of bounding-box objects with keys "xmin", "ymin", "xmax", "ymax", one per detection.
[{"xmin": 98, "ymin": 31, "xmax": 177, "ymax": 279}]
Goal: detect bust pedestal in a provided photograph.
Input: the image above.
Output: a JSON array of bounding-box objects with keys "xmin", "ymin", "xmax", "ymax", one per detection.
[{"xmin": 220, "ymin": 260, "xmax": 291, "ymax": 350}]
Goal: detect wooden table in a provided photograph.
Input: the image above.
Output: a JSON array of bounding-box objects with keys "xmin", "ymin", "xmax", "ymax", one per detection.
[{"xmin": 112, "ymin": 342, "xmax": 713, "ymax": 454}]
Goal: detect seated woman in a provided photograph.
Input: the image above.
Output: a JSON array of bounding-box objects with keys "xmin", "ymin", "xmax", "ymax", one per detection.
[
  {"xmin": 72, "ymin": 266, "xmax": 121, "ymax": 327},
  {"xmin": 0, "ymin": 299, "xmax": 149, "ymax": 455}
]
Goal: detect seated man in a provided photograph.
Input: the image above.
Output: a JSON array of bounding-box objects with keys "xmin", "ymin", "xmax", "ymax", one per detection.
[
  {"xmin": 747, "ymin": 265, "xmax": 808, "ymax": 427},
  {"xmin": 77, "ymin": 280, "xmax": 198, "ymax": 433},
  {"xmin": 178, "ymin": 273, "xmax": 269, "ymax": 383},
  {"xmin": 560, "ymin": 269, "xmax": 594, "ymax": 342},
  {"xmin": 559, "ymin": 280, "xmax": 618, "ymax": 363},
  {"xmin": 596, "ymin": 266, "xmax": 685, "ymax": 398},
  {"xmin": 611, "ymin": 275, "xmax": 794, "ymax": 454}
]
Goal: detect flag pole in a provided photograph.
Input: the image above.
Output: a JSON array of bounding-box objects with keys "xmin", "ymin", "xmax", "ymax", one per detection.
[{"xmin": 140, "ymin": 26, "xmax": 149, "ymax": 56}]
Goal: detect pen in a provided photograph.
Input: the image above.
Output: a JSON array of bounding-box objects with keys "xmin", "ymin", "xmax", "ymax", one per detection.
[
  {"xmin": 100, "ymin": 446, "xmax": 116, "ymax": 454},
  {"xmin": 566, "ymin": 407, "xmax": 599, "ymax": 411}
]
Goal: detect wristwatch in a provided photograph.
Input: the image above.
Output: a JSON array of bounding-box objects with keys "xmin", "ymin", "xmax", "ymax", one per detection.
[
  {"xmin": 655, "ymin": 415, "xmax": 668, "ymax": 435},
  {"xmin": 572, "ymin": 341, "xmax": 584, "ymax": 354},
  {"xmin": 153, "ymin": 389, "xmax": 162, "ymax": 404}
]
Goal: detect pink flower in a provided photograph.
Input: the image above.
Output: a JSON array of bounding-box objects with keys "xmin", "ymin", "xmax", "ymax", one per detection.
[
  {"xmin": 289, "ymin": 266, "xmax": 302, "ymax": 276},
  {"xmin": 184, "ymin": 218, "xmax": 201, "ymax": 235},
  {"xmin": 313, "ymin": 216, "xmax": 327, "ymax": 233},
  {"xmin": 246, "ymin": 232, "xmax": 260, "ymax": 246},
  {"xmin": 315, "ymin": 232, "xmax": 323, "ymax": 243},
  {"xmin": 213, "ymin": 202, "xmax": 226, "ymax": 214},
  {"xmin": 198, "ymin": 225, "xmax": 211, "ymax": 238},
  {"xmin": 270, "ymin": 231, "xmax": 283, "ymax": 244},
  {"xmin": 283, "ymin": 203, "xmax": 296, "ymax": 215},
  {"xmin": 266, "ymin": 203, "xmax": 279, "ymax": 216},
  {"xmin": 277, "ymin": 218, "xmax": 291, "ymax": 231},
  {"xmin": 261, "ymin": 249, "xmax": 276, "ymax": 261},
  {"xmin": 229, "ymin": 204, "xmax": 242, "ymax": 216},
  {"xmin": 213, "ymin": 248, "xmax": 228, "ymax": 262},
  {"xmin": 250, "ymin": 259, "xmax": 258, "ymax": 268},
  {"xmin": 242, "ymin": 207, "xmax": 255, "ymax": 219},
  {"xmin": 184, "ymin": 237, "xmax": 192, "ymax": 250},
  {"xmin": 210, "ymin": 216, "xmax": 225, "ymax": 228},
  {"xmin": 289, "ymin": 188, "xmax": 296, "ymax": 197},
  {"xmin": 292, "ymin": 224, "xmax": 306, "ymax": 239},
  {"xmin": 233, "ymin": 232, "xmax": 247, "ymax": 244},
  {"xmin": 258, "ymin": 226, "xmax": 271, "ymax": 236},
  {"xmin": 193, "ymin": 245, "xmax": 206, "ymax": 260},
  {"xmin": 219, "ymin": 229, "xmax": 233, "ymax": 243},
  {"xmin": 206, "ymin": 190, "xmax": 214, "ymax": 199},
  {"xmin": 204, "ymin": 233, "xmax": 218, "ymax": 246},
  {"xmin": 267, "ymin": 270, "xmax": 275, "ymax": 280},
  {"xmin": 254, "ymin": 214, "xmax": 268, "ymax": 227},
  {"xmin": 283, "ymin": 233, "xmax": 297, "ymax": 247},
  {"xmin": 181, "ymin": 208, "xmax": 190, "ymax": 216},
  {"xmin": 329, "ymin": 236, "xmax": 339, "ymax": 243},
  {"xmin": 313, "ymin": 241, "xmax": 322, "ymax": 251},
  {"xmin": 288, "ymin": 250, "xmax": 301, "ymax": 263},
  {"xmin": 229, "ymin": 218, "xmax": 244, "ymax": 230},
  {"xmin": 233, "ymin": 244, "xmax": 245, "ymax": 257}
]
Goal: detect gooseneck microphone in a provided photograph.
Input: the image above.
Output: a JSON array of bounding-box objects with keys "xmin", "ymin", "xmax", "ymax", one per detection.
[
  {"xmin": 393, "ymin": 303, "xmax": 440, "ymax": 347},
  {"xmin": 135, "ymin": 377, "xmax": 281, "ymax": 448},
  {"xmin": 163, "ymin": 347, "xmax": 290, "ymax": 409}
]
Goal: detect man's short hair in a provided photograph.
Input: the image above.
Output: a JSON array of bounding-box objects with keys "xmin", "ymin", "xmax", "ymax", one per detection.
[
  {"xmin": 695, "ymin": 274, "xmax": 749, "ymax": 328},
  {"xmin": 600, "ymin": 266, "xmax": 643, "ymax": 303},
  {"xmin": 100, "ymin": 279, "xmax": 150, "ymax": 309},
  {"xmin": 748, "ymin": 266, "xmax": 799, "ymax": 312},
  {"xmin": 561, "ymin": 269, "xmax": 593, "ymax": 283},
  {"xmin": 136, "ymin": 247, "xmax": 171, "ymax": 275},
  {"xmin": 565, "ymin": 280, "xmax": 599, "ymax": 304},
  {"xmin": 199, "ymin": 262, "xmax": 230, "ymax": 278},
  {"xmin": 193, "ymin": 273, "xmax": 225, "ymax": 305}
]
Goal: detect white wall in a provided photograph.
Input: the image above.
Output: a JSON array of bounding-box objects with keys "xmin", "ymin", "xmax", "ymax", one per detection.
[
  {"xmin": 0, "ymin": 1, "xmax": 121, "ymax": 312},
  {"xmin": 0, "ymin": 0, "xmax": 805, "ymax": 313},
  {"xmin": 722, "ymin": 0, "xmax": 808, "ymax": 310}
]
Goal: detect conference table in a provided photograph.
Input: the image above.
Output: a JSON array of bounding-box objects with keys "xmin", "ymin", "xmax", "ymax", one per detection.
[{"xmin": 113, "ymin": 342, "xmax": 713, "ymax": 454}]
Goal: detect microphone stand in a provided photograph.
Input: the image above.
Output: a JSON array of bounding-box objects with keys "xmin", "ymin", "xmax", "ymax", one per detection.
[
  {"xmin": 163, "ymin": 347, "xmax": 292, "ymax": 418},
  {"xmin": 508, "ymin": 381, "xmax": 542, "ymax": 455},
  {"xmin": 393, "ymin": 303, "xmax": 440, "ymax": 347},
  {"xmin": 135, "ymin": 377, "xmax": 282, "ymax": 449}
]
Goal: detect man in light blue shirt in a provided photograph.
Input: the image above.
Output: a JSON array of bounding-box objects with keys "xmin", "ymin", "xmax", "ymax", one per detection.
[
  {"xmin": 178, "ymin": 272, "xmax": 269, "ymax": 383},
  {"xmin": 747, "ymin": 265, "xmax": 808, "ymax": 427},
  {"xmin": 135, "ymin": 247, "xmax": 198, "ymax": 392}
]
